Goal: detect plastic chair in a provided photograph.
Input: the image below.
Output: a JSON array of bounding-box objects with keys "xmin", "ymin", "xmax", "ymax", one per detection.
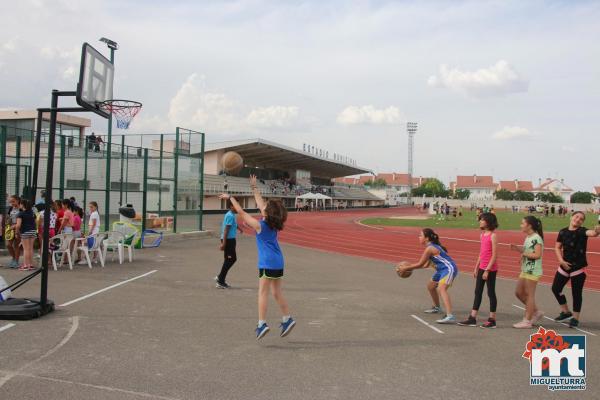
[
  {"xmin": 102, "ymin": 231, "xmax": 125, "ymax": 264},
  {"xmin": 50, "ymin": 233, "xmax": 74, "ymax": 271},
  {"xmin": 122, "ymin": 230, "xmax": 138, "ymax": 262},
  {"xmin": 75, "ymin": 233, "xmax": 106, "ymax": 268}
]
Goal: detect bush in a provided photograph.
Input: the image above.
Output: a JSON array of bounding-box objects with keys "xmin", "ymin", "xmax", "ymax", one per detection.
[
  {"xmin": 570, "ymin": 191, "xmax": 595, "ymax": 204},
  {"xmin": 514, "ymin": 190, "xmax": 535, "ymax": 201},
  {"xmin": 495, "ymin": 189, "xmax": 514, "ymax": 201}
]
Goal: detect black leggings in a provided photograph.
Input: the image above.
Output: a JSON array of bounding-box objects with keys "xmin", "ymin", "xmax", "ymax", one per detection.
[
  {"xmin": 217, "ymin": 239, "xmax": 237, "ymax": 284},
  {"xmin": 472, "ymin": 269, "xmax": 497, "ymax": 313},
  {"xmin": 551, "ymin": 270, "xmax": 586, "ymax": 313}
]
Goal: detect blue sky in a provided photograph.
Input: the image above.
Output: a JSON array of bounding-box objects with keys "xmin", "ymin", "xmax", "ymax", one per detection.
[{"xmin": 1, "ymin": 0, "xmax": 598, "ymax": 190}]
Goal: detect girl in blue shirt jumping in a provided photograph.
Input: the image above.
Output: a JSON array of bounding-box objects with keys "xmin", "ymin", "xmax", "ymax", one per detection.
[{"xmin": 220, "ymin": 175, "xmax": 295, "ymax": 339}]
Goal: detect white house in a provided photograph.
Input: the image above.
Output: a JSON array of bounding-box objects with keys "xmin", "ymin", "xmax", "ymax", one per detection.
[
  {"xmin": 533, "ymin": 178, "xmax": 574, "ymax": 203},
  {"xmin": 451, "ymin": 175, "xmax": 497, "ymax": 201}
]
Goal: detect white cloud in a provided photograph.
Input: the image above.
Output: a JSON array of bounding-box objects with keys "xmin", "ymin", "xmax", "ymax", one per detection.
[
  {"xmin": 167, "ymin": 73, "xmax": 241, "ymax": 132},
  {"xmin": 561, "ymin": 145, "xmax": 577, "ymax": 153},
  {"xmin": 428, "ymin": 60, "xmax": 528, "ymax": 97},
  {"xmin": 336, "ymin": 105, "xmax": 403, "ymax": 125},
  {"xmin": 492, "ymin": 126, "xmax": 533, "ymax": 140},
  {"xmin": 246, "ymin": 106, "xmax": 299, "ymax": 128}
]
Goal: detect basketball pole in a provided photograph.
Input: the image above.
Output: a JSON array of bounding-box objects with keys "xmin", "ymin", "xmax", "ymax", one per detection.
[
  {"xmin": 406, "ymin": 122, "xmax": 417, "ymax": 207},
  {"xmin": 102, "ymin": 38, "xmax": 117, "ymax": 233}
]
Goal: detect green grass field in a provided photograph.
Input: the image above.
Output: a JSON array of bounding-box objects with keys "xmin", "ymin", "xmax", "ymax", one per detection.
[{"xmin": 362, "ymin": 210, "xmax": 599, "ymax": 232}]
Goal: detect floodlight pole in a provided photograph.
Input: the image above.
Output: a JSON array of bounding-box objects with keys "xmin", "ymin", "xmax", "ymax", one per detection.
[
  {"xmin": 407, "ymin": 122, "xmax": 418, "ymax": 206},
  {"xmin": 103, "ymin": 40, "xmax": 116, "ymax": 231}
]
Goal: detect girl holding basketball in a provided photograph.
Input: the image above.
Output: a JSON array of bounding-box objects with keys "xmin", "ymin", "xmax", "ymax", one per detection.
[
  {"xmin": 510, "ymin": 216, "xmax": 545, "ymax": 329},
  {"xmin": 396, "ymin": 228, "xmax": 458, "ymax": 324},
  {"xmin": 459, "ymin": 213, "xmax": 499, "ymax": 328},
  {"xmin": 551, "ymin": 211, "xmax": 600, "ymax": 328},
  {"xmin": 218, "ymin": 175, "xmax": 295, "ymax": 340}
]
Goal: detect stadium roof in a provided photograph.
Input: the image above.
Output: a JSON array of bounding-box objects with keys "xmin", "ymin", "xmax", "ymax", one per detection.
[{"xmin": 202, "ymin": 138, "xmax": 372, "ymax": 178}]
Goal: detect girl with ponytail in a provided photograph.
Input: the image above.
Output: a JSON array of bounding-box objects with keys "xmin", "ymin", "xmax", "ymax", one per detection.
[
  {"xmin": 396, "ymin": 228, "xmax": 459, "ymax": 324},
  {"xmin": 510, "ymin": 216, "xmax": 545, "ymax": 329}
]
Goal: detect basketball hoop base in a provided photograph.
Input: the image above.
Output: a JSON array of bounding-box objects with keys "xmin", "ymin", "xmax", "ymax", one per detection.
[{"xmin": 0, "ymin": 298, "xmax": 55, "ymax": 320}]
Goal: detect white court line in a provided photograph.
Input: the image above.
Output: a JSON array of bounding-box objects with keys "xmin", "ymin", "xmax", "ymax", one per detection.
[
  {"xmin": 0, "ymin": 323, "xmax": 15, "ymax": 333},
  {"xmin": 411, "ymin": 314, "xmax": 444, "ymax": 334},
  {"xmin": 511, "ymin": 304, "xmax": 597, "ymax": 336},
  {"xmin": 59, "ymin": 270, "xmax": 157, "ymax": 307}
]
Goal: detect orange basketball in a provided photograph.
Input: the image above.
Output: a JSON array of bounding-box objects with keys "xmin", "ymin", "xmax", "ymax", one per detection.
[
  {"xmin": 396, "ymin": 261, "xmax": 412, "ymax": 278},
  {"xmin": 222, "ymin": 151, "xmax": 244, "ymax": 175}
]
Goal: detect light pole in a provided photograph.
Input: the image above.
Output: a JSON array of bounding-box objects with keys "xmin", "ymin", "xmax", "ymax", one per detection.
[
  {"xmin": 100, "ymin": 37, "xmax": 118, "ymax": 231},
  {"xmin": 407, "ymin": 122, "xmax": 418, "ymax": 206}
]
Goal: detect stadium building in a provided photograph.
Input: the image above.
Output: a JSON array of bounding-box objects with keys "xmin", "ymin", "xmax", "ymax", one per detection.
[{"xmin": 199, "ymin": 139, "xmax": 383, "ymax": 210}]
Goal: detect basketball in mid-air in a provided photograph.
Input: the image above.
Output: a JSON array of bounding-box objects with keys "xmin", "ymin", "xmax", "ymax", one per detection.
[
  {"xmin": 222, "ymin": 151, "xmax": 244, "ymax": 175},
  {"xmin": 396, "ymin": 261, "xmax": 412, "ymax": 278}
]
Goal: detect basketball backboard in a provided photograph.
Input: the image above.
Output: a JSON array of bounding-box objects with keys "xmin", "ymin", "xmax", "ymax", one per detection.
[{"xmin": 76, "ymin": 42, "xmax": 114, "ymax": 118}]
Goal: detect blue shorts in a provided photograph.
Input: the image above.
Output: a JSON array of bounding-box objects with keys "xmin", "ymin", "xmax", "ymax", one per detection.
[{"xmin": 432, "ymin": 268, "xmax": 458, "ymax": 286}]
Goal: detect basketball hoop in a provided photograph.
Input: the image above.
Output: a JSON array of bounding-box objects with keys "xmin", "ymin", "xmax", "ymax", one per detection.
[{"xmin": 98, "ymin": 99, "xmax": 142, "ymax": 129}]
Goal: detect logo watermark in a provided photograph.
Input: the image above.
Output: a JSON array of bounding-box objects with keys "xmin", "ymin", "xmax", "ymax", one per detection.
[{"xmin": 522, "ymin": 327, "xmax": 586, "ymax": 391}]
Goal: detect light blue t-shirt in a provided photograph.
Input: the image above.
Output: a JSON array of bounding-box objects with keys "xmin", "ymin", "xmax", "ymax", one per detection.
[
  {"xmin": 256, "ymin": 220, "xmax": 284, "ymax": 270},
  {"xmin": 221, "ymin": 211, "xmax": 238, "ymax": 240}
]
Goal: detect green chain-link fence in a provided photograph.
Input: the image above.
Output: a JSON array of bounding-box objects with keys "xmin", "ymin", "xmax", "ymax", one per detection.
[{"xmin": 0, "ymin": 124, "xmax": 204, "ymax": 237}]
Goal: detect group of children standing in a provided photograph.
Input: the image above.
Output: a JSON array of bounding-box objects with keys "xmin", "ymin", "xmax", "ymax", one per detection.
[
  {"xmin": 213, "ymin": 175, "xmax": 599, "ymax": 338},
  {"xmin": 397, "ymin": 211, "xmax": 600, "ymax": 329},
  {"xmin": 2, "ymin": 194, "xmax": 101, "ymax": 270}
]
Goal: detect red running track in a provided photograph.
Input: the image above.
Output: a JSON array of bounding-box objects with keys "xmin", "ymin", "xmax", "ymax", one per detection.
[{"xmin": 276, "ymin": 207, "xmax": 600, "ymax": 292}]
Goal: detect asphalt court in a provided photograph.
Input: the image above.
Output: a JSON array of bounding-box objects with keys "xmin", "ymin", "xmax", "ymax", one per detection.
[{"xmin": 0, "ymin": 232, "xmax": 598, "ymax": 399}]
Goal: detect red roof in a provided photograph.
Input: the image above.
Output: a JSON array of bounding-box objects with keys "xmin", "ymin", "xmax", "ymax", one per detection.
[
  {"xmin": 455, "ymin": 175, "xmax": 496, "ymax": 189},
  {"xmin": 534, "ymin": 178, "xmax": 573, "ymax": 192},
  {"xmin": 335, "ymin": 173, "xmax": 428, "ymax": 187},
  {"xmin": 594, "ymin": 186, "xmax": 600, "ymax": 195},
  {"xmin": 498, "ymin": 180, "xmax": 534, "ymax": 192}
]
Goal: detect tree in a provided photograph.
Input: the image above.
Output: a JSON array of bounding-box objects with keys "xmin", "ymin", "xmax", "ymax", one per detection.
[
  {"xmin": 364, "ymin": 178, "xmax": 387, "ymax": 188},
  {"xmin": 495, "ymin": 189, "xmax": 514, "ymax": 201},
  {"xmin": 535, "ymin": 192, "xmax": 563, "ymax": 203},
  {"xmin": 453, "ymin": 188, "xmax": 471, "ymax": 200},
  {"xmin": 412, "ymin": 178, "xmax": 449, "ymax": 198},
  {"xmin": 514, "ymin": 190, "xmax": 535, "ymax": 201},
  {"xmin": 570, "ymin": 191, "xmax": 595, "ymax": 204}
]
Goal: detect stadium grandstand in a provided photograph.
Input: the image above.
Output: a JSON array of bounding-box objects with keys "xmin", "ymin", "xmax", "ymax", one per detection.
[{"xmin": 197, "ymin": 139, "xmax": 384, "ymax": 210}]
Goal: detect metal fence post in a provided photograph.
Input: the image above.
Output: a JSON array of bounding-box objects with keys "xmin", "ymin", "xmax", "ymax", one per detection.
[
  {"xmin": 119, "ymin": 135, "xmax": 125, "ymax": 206},
  {"xmin": 0, "ymin": 126, "xmax": 6, "ymax": 222},
  {"xmin": 142, "ymin": 148, "xmax": 148, "ymax": 232},
  {"xmin": 15, "ymin": 136, "xmax": 21, "ymax": 196},
  {"xmin": 158, "ymin": 134, "xmax": 163, "ymax": 215},
  {"xmin": 173, "ymin": 128, "xmax": 180, "ymax": 233},
  {"xmin": 59, "ymin": 134, "xmax": 65, "ymax": 199},
  {"xmin": 199, "ymin": 132, "xmax": 205, "ymax": 231}
]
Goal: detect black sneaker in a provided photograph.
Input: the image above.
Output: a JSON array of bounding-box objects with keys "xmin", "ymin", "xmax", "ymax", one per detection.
[
  {"xmin": 215, "ymin": 281, "xmax": 230, "ymax": 289},
  {"xmin": 554, "ymin": 311, "xmax": 573, "ymax": 322},
  {"xmin": 569, "ymin": 318, "xmax": 579, "ymax": 328},
  {"xmin": 480, "ymin": 318, "xmax": 497, "ymax": 329},
  {"xmin": 458, "ymin": 316, "xmax": 477, "ymax": 327}
]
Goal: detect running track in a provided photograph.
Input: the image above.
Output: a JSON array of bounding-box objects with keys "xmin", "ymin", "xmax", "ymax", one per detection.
[{"xmin": 275, "ymin": 207, "xmax": 600, "ymax": 291}]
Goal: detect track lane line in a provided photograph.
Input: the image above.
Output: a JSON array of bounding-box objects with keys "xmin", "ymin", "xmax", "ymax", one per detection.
[
  {"xmin": 411, "ymin": 314, "xmax": 444, "ymax": 334},
  {"xmin": 511, "ymin": 304, "xmax": 597, "ymax": 336},
  {"xmin": 59, "ymin": 270, "xmax": 157, "ymax": 307}
]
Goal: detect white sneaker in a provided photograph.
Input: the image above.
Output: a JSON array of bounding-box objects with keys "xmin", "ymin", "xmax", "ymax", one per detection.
[{"xmin": 424, "ymin": 306, "xmax": 441, "ymax": 314}]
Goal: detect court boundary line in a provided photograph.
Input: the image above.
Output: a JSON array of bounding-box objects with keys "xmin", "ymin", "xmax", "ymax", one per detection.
[
  {"xmin": 0, "ymin": 316, "xmax": 79, "ymax": 389},
  {"xmin": 59, "ymin": 270, "xmax": 157, "ymax": 307},
  {"xmin": 411, "ymin": 314, "xmax": 444, "ymax": 334},
  {"xmin": 0, "ymin": 323, "xmax": 15, "ymax": 333},
  {"xmin": 511, "ymin": 304, "xmax": 596, "ymax": 336}
]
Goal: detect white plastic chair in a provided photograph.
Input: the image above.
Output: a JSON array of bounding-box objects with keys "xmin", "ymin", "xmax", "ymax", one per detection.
[
  {"xmin": 51, "ymin": 233, "xmax": 74, "ymax": 271},
  {"xmin": 75, "ymin": 233, "xmax": 106, "ymax": 268},
  {"xmin": 102, "ymin": 231, "xmax": 125, "ymax": 264},
  {"xmin": 113, "ymin": 222, "xmax": 139, "ymax": 262}
]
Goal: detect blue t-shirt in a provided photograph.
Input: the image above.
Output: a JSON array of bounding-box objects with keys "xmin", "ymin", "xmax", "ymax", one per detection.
[
  {"xmin": 256, "ymin": 219, "xmax": 284, "ymax": 270},
  {"xmin": 221, "ymin": 211, "xmax": 238, "ymax": 240}
]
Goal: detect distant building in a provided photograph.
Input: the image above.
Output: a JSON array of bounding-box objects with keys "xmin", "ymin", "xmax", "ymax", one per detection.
[
  {"xmin": 497, "ymin": 180, "xmax": 534, "ymax": 192},
  {"xmin": 594, "ymin": 186, "xmax": 600, "ymax": 205},
  {"xmin": 450, "ymin": 175, "xmax": 497, "ymax": 201},
  {"xmin": 533, "ymin": 178, "xmax": 573, "ymax": 203}
]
